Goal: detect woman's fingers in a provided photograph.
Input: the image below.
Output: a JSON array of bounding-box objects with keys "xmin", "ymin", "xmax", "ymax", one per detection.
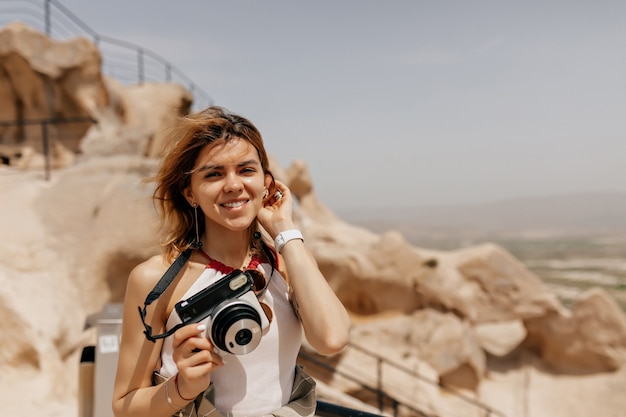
[
  {"xmin": 173, "ymin": 323, "xmax": 223, "ymax": 366},
  {"xmin": 171, "ymin": 323, "xmax": 224, "ymax": 397},
  {"xmin": 172, "ymin": 323, "xmax": 206, "ymax": 349}
]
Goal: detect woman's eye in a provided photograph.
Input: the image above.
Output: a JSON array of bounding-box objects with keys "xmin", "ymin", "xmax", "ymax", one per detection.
[{"xmin": 204, "ymin": 171, "xmax": 221, "ymax": 179}]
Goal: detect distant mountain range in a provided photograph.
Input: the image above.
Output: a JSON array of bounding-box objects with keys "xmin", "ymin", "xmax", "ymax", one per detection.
[{"xmin": 340, "ymin": 192, "xmax": 626, "ymax": 240}]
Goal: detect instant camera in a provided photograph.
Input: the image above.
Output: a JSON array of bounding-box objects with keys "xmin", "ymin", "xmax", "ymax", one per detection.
[{"xmin": 175, "ymin": 269, "xmax": 271, "ymax": 355}]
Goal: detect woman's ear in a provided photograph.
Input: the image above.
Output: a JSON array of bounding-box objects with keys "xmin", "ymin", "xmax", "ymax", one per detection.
[
  {"xmin": 264, "ymin": 172, "xmax": 275, "ymax": 192},
  {"xmin": 183, "ymin": 188, "xmax": 195, "ymax": 206}
]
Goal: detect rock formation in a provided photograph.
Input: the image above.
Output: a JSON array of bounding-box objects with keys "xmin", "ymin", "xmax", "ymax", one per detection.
[
  {"xmin": 1, "ymin": 23, "xmax": 626, "ymax": 417},
  {"xmin": 0, "ymin": 22, "xmax": 191, "ymax": 168}
]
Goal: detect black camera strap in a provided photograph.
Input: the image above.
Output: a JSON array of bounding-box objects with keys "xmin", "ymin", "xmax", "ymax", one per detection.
[{"xmin": 139, "ymin": 244, "xmax": 198, "ymax": 342}]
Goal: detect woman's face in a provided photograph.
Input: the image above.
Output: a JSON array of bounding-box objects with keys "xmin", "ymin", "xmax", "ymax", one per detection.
[{"xmin": 185, "ymin": 138, "xmax": 269, "ymax": 234}]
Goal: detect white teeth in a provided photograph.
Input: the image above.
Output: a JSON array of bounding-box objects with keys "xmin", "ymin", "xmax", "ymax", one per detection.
[{"xmin": 222, "ymin": 201, "xmax": 246, "ymax": 208}]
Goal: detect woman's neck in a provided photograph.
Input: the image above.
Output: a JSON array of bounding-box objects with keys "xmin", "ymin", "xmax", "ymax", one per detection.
[{"xmin": 201, "ymin": 229, "xmax": 251, "ymax": 269}]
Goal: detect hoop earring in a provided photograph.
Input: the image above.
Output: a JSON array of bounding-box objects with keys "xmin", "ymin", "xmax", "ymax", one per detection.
[{"xmin": 193, "ymin": 204, "xmax": 202, "ymax": 248}]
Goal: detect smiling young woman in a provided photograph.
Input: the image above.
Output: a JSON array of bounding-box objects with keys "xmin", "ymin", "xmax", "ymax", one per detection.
[{"xmin": 112, "ymin": 106, "xmax": 351, "ymax": 417}]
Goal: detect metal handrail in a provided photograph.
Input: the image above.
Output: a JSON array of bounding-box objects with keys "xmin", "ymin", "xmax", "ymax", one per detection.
[
  {"xmin": 0, "ymin": 116, "xmax": 96, "ymax": 180},
  {"xmin": 300, "ymin": 341, "xmax": 508, "ymax": 417},
  {"xmin": 299, "ymin": 350, "xmax": 430, "ymax": 417},
  {"xmin": 348, "ymin": 342, "xmax": 507, "ymax": 417},
  {"xmin": 0, "ymin": 0, "xmax": 213, "ymax": 110}
]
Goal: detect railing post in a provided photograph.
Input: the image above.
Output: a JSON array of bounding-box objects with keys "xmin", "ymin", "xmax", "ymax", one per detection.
[
  {"xmin": 165, "ymin": 64, "xmax": 171, "ymax": 82},
  {"xmin": 137, "ymin": 49, "xmax": 144, "ymax": 84},
  {"xmin": 44, "ymin": 0, "xmax": 51, "ymax": 36},
  {"xmin": 376, "ymin": 357, "xmax": 383, "ymax": 412},
  {"xmin": 41, "ymin": 121, "xmax": 50, "ymax": 181}
]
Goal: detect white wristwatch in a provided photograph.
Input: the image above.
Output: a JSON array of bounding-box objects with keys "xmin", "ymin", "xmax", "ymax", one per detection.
[{"xmin": 274, "ymin": 230, "xmax": 304, "ymax": 253}]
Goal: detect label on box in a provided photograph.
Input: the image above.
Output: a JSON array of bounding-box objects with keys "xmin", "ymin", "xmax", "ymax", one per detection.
[{"xmin": 99, "ymin": 334, "xmax": 119, "ymax": 354}]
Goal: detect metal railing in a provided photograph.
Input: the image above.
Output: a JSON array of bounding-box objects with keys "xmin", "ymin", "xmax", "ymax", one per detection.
[
  {"xmin": 0, "ymin": 116, "xmax": 95, "ymax": 180},
  {"xmin": 299, "ymin": 349, "xmax": 428, "ymax": 417},
  {"xmin": 299, "ymin": 341, "xmax": 507, "ymax": 417},
  {"xmin": 0, "ymin": 0, "xmax": 213, "ymax": 111}
]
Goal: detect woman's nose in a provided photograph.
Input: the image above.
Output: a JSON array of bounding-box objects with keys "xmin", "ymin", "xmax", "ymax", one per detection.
[{"xmin": 223, "ymin": 172, "xmax": 243, "ymax": 193}]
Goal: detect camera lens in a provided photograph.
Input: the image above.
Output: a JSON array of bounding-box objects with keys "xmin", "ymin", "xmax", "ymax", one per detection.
[
  {"xmin": 211, "ymin": 301, "xmax": 262, "ymax": 355},
  {"xmin": 235, "ymin": 328, "xmax": 253, "ymax": 345}
]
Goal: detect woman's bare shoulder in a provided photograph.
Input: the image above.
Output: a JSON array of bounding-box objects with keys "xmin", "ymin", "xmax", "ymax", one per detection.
[{"xmin": 127, "ymin": 254, "xmax": 170, "ymax": 294}]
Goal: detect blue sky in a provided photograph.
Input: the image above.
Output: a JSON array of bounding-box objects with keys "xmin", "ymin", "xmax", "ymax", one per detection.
[{"xmin": 41, "ymin": 1, "xmax": 626, "ymax": 213}]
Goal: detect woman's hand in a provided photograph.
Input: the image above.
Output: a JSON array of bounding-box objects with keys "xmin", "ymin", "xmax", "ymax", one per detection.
[
  {"xmin": 172, "ymin": 323, "xmax": 224, "ymax": 401},
  {"xmin": 257, "ymin": 180, "xmax": 295, "ymax": 238},
  {"xmin": 257, "ymin": 179, "xmax": 351, "ymax": 356}
]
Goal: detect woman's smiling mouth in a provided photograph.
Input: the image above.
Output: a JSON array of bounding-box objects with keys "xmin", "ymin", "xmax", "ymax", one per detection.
[{"xmin": 221, "ymin": 200, "xmax": 248, "ymax": 209}]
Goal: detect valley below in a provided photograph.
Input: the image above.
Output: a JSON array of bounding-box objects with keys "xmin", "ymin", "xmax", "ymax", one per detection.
[
  {"xmin": 344, "ymin": 192, "xmax": 626, "ymax": 313},
  {"xmin": 410, "ymin": 234, "xmax": 626, "ymax": 312}
]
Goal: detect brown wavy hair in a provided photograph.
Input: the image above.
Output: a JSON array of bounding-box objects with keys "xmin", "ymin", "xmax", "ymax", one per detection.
[{"xmin": 152, "ymin": 106, "xmax": 273, "ymax": 261}]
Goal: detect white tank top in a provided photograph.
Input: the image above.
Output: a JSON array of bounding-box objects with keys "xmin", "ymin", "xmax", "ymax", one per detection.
[{"xmin": 159, "ymin": 258, "xmax": 303, "ymax": 416}]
